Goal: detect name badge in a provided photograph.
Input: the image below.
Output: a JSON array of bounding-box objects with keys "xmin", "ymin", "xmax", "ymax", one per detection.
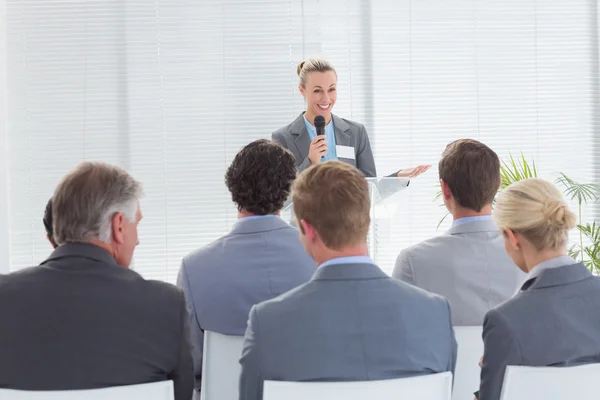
[{"xmin": 336, "ymin": 145, "xmax": 355, "ymax": 160}]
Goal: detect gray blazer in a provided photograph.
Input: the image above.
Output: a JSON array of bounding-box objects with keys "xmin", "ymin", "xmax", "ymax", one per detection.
[
  {"xmin": 177, "ymin": 216, "xmax": 315, "ymax": 389},
  {"xmin": 479, "ymin": 262, "xmax": 600, "ymax": 400},
  {"xmin": 0, "ymin": 244, "xmax": 193, "ymax": 400},
  {"xmin": 393, "ymin": 219, "xmax": 524, "ymax": 326},
  {"xmin": 239, "ymin": 262, "xmax": 457, "ymax": 400},
  {"xmin": 272, "ymin": 113, "xmax": 377, "ymax": 177}
]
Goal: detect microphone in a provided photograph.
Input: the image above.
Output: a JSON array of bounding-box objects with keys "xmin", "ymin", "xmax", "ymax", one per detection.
[{"xmin": 314, "ymin": 115, "xmax": 326, "ymax": 136}]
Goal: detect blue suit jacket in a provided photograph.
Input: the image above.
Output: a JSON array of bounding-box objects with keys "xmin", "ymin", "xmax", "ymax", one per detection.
[
  {"xmin": 176, "ymin": 216, "xmax": 315, "ymax": 389},
  {"xmin": 239, "ymin": 262, "xmax": 457, "ymax": 400}
]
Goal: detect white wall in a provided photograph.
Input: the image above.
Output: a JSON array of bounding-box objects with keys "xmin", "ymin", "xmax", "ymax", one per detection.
[{"xmin": 0, "ymin": 0, "xmax": 9, "ymax": 274}]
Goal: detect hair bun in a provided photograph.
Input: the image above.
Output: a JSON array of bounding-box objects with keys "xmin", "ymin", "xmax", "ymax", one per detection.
[
  {"xmin": 543, "ymin": 200, "xmax": 576, "ymax": 229},
  {"xmin": 297, "ymin": 61, "xmax": 306, "ymax": 77}
]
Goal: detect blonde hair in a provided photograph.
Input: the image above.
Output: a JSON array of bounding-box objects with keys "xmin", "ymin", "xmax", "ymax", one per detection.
[
  {"xmin": 494, "ymin": 178, "xmax": 577, "ymax": 250},
  {"xmin": 292, "ymin": 161, "xmax": 370, "ymax": 250},
  {"xmin": 297, "ymin": 57, "xmax": 337, "ymax": 88}
]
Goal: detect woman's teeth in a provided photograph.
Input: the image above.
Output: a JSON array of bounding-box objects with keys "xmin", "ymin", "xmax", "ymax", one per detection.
[{"xmin": 318, "ymin": 104, "xmax": 329, "ymax": 109}]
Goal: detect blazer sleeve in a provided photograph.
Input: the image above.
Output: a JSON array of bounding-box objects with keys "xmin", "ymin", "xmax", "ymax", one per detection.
[
  {"xmin": 239, "ymin": 305, "xmax": 264, "ymax": 400},
  {"xmin": 446, "ymin": 300, "xmax": 458, "ymax": 378},
  {"xmin": 356, "ymin": 124, "xmax": 377, "ymax": 177},
  {"xmin": 170, "ymin": 288, "xmax": 195, "ymax": 400},
  {"xmin": 479, "ymin": 308, "xmax": 522, "ymax": 400},
  {"xmin": 176, "ymin": 260, "xmax": 204, "ymax": 391},
  {"xmin": 272, "ymin": 131, "xmax": 311, "ymax": 172},
  {"xmin": 392, "ymin": 249, "xmax": 416, "ymax": 285}
]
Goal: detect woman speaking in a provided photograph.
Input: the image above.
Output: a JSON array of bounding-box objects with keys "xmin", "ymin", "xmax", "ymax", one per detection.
[{"xmin": 272, "ymin": 57, "xmax": 430, "ymax": 178}]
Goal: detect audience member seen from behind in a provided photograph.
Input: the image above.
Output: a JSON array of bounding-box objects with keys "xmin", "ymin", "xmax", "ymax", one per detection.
[
  {"xmin": 0, "ymin": 162, "xmax": 193, "ymax": 400},
  {"xmin": 393, "ymin": 139, "xmax": 524, "ymax": 325},
  {"xmin": 239, "ymin": 161, "xmax": 457, "ymax": 400},
  {"xmin": 177, "ymin": 139, "xmax": 315, "ymax": 391},
  {"xmin": 478, "ymin": 178, "xmax": 600, "ymax": 400},
  {"xmin": 43, "ymin": 198, "xmax": 57, "ymax": 248}
]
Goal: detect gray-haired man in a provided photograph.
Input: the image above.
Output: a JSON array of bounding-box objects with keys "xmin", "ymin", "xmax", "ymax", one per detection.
[{"xmin": 0, "ymin": 162, "xmax": 193, "ymax": 400}]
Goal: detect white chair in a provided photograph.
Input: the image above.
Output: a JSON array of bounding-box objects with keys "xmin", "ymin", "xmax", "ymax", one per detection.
[
  {"xmin": 453, "ymin": 326, "xmax": 483, "ymax": 400},
  {"xmin": 0, "ymin": 381, "xmax": 173, "ymax": 400},
  {"xmin": 499, "ymin": 363, "xmax": 600, "ymax": 400},
  {"xmin": 199, "ymin": 331, "xmax": 245, "ymax": 400},
  {"xmin": 263, "ymin": 372, "xmax": 452, "ymax": 400}
]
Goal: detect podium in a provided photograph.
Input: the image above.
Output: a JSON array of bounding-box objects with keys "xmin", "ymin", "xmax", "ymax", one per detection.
[{"xmin": 281, "ymin": 177, "xmax": 409, "ymax": 263}]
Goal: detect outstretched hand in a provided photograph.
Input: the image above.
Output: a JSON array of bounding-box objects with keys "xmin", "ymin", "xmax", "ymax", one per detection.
[{"xmin": 397, "ymin": 165, "xmax": 431, "ymax": 178}]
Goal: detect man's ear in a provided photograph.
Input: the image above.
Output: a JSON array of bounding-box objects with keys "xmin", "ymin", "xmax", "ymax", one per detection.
[
  {"xmin": 300, "ymin": 219, "xmax": 317, "ymax": 243},
  {"xmin": 112, "ymin": 212, "xmax": 126, "ymax": 245},
  {"xmin": 440, "ymin": 179, "xmax": 453, "ymax": 201}
]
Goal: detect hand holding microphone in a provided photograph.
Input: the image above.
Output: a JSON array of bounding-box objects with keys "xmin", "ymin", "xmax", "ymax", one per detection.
[{"xmin": 308, "ymin": 116, "xmax": 327, "ymax": 165}]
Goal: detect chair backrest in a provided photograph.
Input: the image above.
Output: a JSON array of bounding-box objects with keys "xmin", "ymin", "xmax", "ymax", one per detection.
[
  {"xmin": 0, "ymin": 381, "xmax": 173, "ymax": 400},
  {"xmin": 499, "ymin": 363, "xmax": 600, "ymax": 400},
  {"xmin": 199, "ymin": 331, "xmax": 245, "ymax": 400},
  {"xmin": 263, "ymin": 372, "xmax": 452, "ymax": 400},
  {"xmin": 453, "ymin": 326, "xmax": 483, "ymax": 400}
]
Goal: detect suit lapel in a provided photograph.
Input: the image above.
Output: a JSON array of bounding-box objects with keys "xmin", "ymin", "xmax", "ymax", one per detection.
[
  {"xmin": 332, "ymin": 114, "xmax": 352, "ymax": 147},
  {"xmin": 291, "ymin": 113, "xmax": 311, "ymax": 161}
]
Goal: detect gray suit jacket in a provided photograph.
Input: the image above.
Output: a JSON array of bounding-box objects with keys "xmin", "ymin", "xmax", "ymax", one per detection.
[
  {"xmin": 0, "ymin": 244, "xmax": 193, "ymax": 400},
  {"xmin": 239, "ymin": 262, "xmax": 457, "ymax": 400},
  {"xmin": 393, "ymin": 219, "xmax": 524, "ymax": 326},
  {"xmin": 480, "ymin": 262, "xmax": 600, "ymax": 400},
  {"xmin": 272, "ymin": 113, "xmax": 377, "ymax": 177},
  {"xmin": 177, "ymin": 216, "xmax": 315, "ymax": 389}
]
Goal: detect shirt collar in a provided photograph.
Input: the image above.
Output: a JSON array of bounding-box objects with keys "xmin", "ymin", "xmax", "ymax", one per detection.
[
  {"xmin": 238, "ymin": 214, "xmax": 280, "ymax": 222},
  {"xmin": 452, "ymin": 215, "xmax": 493, "ymax": 226},
  {"xmin": 517, "ymin": 255, "xmax": 577, "ymax": 293},
  {"xmin": 318, "ymin": 255, "xmax": 375, "ymax": 269}
]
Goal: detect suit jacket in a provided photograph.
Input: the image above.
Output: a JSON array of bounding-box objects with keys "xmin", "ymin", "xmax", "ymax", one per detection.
[
  {"xmin": 0, "ymin": 243, "xmax": 193, "ymax": 400},
  {"xmin": 393, "ymin": 219, "xmax": 524, "ymax": 326},
  {"xmin": 480, "ymin": 262, "xmax": 600, "ymax": 400},
  {"xmin": 177, "ymin": 216, "xmax": 315, "ymax": 389},
  {"xmin": 272, "ymin": 112, "xmax": 377, "ymax": 177},
  {"xmin": 239, "ymin": 261, "xmax": 457, "ymax": 400}
]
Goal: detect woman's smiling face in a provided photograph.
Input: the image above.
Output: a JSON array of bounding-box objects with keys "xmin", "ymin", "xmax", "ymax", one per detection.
[{"xmin": 300, "ymin": 70, "xmax": 337, "ymax": 121}]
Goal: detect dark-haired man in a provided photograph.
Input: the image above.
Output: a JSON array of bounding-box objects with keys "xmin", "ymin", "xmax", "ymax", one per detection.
[
  {"xmin": 177, "ymin": 139, "xmax": 315, "ymax": 391},
  {"xmin": 393, "ymin": 139, "xmax": 524, "ymax": 325}
]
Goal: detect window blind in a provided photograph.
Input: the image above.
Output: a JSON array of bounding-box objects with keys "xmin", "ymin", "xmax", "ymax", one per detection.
[{"xmin": 6, "ymin": 0, "xmax": 598, "ymax": 279}]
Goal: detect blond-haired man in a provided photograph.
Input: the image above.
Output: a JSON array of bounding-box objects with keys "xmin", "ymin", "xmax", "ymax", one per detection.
[{"xmin": 238, "ymin": 161, "xmax": 457, "ymax": 400}]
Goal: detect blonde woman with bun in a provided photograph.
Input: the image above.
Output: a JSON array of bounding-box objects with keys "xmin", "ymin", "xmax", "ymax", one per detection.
[
  {"xmin": 477, "ymin": 178, "xmax": 600, "ymax": 400},
  {"xmin": 272, "ymin": 57, "xmax": 430, "ymax": 178}
]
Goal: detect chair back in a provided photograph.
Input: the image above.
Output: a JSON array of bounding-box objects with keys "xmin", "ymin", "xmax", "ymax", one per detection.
[
  {"xmin": 499, "ymin": 363, "xmax": 600, "ymax": 400},
  {"xmin": 0, "ymin": 381, "xmax": 173, "ymax": 400},
  {"xmin": 453, "ymin": 326, "xmax": 483, "ymax": 400},
  {"xmin": 200, "ymin": 331, "xmax": 245, "ymax": 400},
  {"xmin": 263, "ymin": 372, "xmax": 452, "ymax": 400}
]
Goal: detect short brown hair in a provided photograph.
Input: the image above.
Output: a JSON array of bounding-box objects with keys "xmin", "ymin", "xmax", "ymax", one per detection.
[
  {"xmin": 439, "ymin": 139, "xmax": 500, "ymax": 212},
  {"xmin": 292, "ymin": 161, "xmax": 370, "ymax": 249},
  {"xmin": 226, "ymin": 139, "xmax": 297, "ymax": 215}
]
